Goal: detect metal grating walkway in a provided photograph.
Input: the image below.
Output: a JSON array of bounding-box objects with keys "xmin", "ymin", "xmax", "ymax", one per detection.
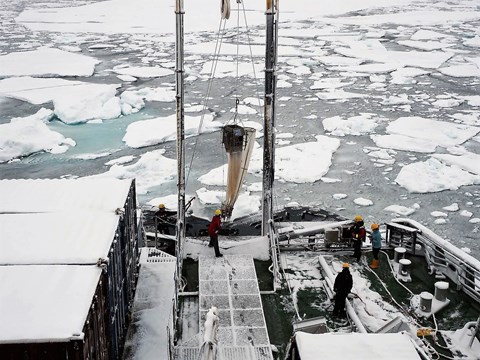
[{"xmin": 178, "ymin": 255, "xmax": 273, "ymax": 360}]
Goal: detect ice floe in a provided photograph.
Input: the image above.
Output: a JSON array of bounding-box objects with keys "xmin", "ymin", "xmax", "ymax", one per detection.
[
  {"xmin": 0, "ymin": 77, "xmax": 122, "ymax": 124},
  {"xmin": 395, "ymin": 158, "xmax": 480, "ymax": 193},
  {"xmin": 443, "ymin": 203, "xmax": 459, "ymax": 212},
  {"xmin": 0, "ymin": 48, "xmax": 99, "ymax": 77},
  {"xmin": 432, "ymin": 152, "xmax": 480, "ymax": 175},
  {"xmin": 323, "ymin": 114, "xmax": 378, "ymax": 136},
  {"xmin": 0, "ymin": 109, "xmax": 75, "ymax": 163},
  {"xmin": 384, "ymin": 117, "xmax": 480, "ymax": 148},
  {"xmin": 89, "ymin": 149, "xmax": 176, "ymax": 194},
  {"xmin": 248, "ymin": 135, "xmax": 340, "ymax": 183},
  {"xmin": 354, "ymin": 197, "xmax": 373, "ymax": 206},
  {"xmin": 113, "ymin": 66, "xmax": 173, "ymax": 78},
  {"xmin": 123, "ymin": 113, "xmax": 221, "ymax": 148},
  {"xmin": 384, "ymin": 205, "xmax": 416, "ymax": 216}
]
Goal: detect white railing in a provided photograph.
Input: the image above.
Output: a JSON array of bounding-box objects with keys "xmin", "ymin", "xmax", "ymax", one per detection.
[
  {"xmin": 389, "ymin": 219, "xmax": 480, "ymax": 304},
  {"xmin": 268, "ymin": 219, "xmax": 281, "ymax": 291}
]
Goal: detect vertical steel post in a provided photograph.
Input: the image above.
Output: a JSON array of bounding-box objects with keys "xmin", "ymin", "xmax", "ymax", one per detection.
[
  {"xmin": 174, "ymin": 1, "xmax": 185, "ymax": 354},
  {"xmin": 262, "ymin": 0, "xmax": 277, "ymax": 235}
]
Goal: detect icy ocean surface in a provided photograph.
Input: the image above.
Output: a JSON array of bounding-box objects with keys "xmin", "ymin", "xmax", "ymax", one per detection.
[{"xmin": 0, "ymin": 0, "xmax": 479, "ymax": 257}]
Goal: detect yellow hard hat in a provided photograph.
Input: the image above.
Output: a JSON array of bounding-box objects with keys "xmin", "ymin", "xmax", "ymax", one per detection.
[
  {"xmin": 371, "ymin": 223, "xmax": 379, "ymax": 230},
  {"xmin": 354, "ymin": 215, "xmax": 363, "ymax": 222},
  {"xmin": 215, "ymin": 209, "xmax": 221, "ymax": 216},
  {"xmin": 159, "ymin": 203, "xmax": 165, "ymax": 209},
  {"xmin": 342, "ymin": 263, "xmax": 349, "ymax": 268}
]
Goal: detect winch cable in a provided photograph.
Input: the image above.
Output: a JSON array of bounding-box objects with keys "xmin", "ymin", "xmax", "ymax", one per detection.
[
  {"xmin": 280, "ymin": 254, "xmax": 302, "ymax": 321},
  {"xmin": 361, "ymin": 253, "xmax": 413, "ymax": 320},
  {"xmin": 185, "ymin": 17, "xmax": 227, "ymax": 187},
  {"xmin": 240, "ymin": 0, "xmax": 263, "ymax": 108},
  {"xmin": 380, "ymin": 249, "xmax": 415, "ymax": 297},
  {"xmin": 366, "ymin": 252, "xmax": 457, "ymax": 360}
]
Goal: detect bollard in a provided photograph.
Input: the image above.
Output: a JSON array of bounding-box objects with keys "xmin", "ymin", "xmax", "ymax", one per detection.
[
  {"xmin": 434, "ymin": 281, "xmax": 449, "ymax": 302},
  {"xmin": 420, "ymin": 292, "xmax": 433, "ymax": 313},
  {"xmin": 394, "ymin": 247, "xmax": 406, "ymax": 263},
  {"xmin": 398, "ymin": 258, "xmax": 411, "ymax": 276}
]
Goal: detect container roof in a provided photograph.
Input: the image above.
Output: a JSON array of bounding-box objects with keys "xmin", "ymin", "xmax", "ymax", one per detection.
[
  {"xmin": 0, "ymin": 178, "xmax": 132, "ymax": 213},
  {"xmin": 0, "ymin": 265, "xmax": 102, "ymax": 343},
  {"xmin": 295, "ymin": 332, "xmax": 421, "ymax": 360},
  {"xmin": 0, "ymin": 212, "xmax": 119, "ymax": 264}
]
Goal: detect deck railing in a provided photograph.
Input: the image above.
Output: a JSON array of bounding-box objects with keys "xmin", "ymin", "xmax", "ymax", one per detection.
[
  {"xmin": 267, "ymin": 219, "xmax": 281, "ymax": 291},
  {"xmin": 387, "ymin": 219, "xmax": 480, "ymax": 304}
]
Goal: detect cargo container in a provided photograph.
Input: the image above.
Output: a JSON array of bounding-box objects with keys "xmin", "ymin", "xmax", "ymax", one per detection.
[{"xmin": 0, "ymin": 179, "xmax": 141, "ymax": 360}]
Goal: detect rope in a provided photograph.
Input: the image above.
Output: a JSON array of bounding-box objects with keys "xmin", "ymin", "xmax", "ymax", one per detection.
[
  {"xmin": 280, "ymin": 254, "xmax": 302, "ymax": 321},
  {"xmin": 240, "ymin": 0, "xmax": 263, "ymax": 108},
  {"xmin": 186, "ymin": 17, "xmax": 227, "ymax": 186}
]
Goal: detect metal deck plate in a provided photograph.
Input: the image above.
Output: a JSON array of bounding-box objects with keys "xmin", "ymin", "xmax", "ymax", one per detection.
[{"xmin": 193, "ymin": 254, "xmax": 274, "ymax": 359}]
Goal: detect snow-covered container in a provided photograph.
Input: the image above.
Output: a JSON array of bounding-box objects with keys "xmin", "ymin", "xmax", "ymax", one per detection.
[
  {"xmin": 0, "ymin": 179, "xmax": 141, "ymax": 360},
  {"xmin": 0, "ymin": 265, "xmax": 109, "ymax": 359}
]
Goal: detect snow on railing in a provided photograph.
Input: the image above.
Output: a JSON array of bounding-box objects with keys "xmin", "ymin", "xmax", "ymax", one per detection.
[{"xmin": 391, "ymin": 218, "xmax": 480, "ymax": 304}]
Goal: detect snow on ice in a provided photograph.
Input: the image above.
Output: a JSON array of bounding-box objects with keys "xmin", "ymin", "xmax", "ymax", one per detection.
[
  {"xmin": 123, "ymin": 113, "xmax": 221, "ymax": 148},
  {"xmin": 395, "ymin": 158, "xmax": 480, "ymax": 193},
  {"xmin": 0, "ymin": 47, "xmax": 99, "ymax": 77},
  {"xmin": 0, "ymin": 109, "xmax": 75, "ymax": 163}
]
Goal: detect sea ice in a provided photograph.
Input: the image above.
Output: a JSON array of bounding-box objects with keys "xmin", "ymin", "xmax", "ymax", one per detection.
[
  {"xmin": 432, "ymin": 152, "xmax": 480, "ymax": 175},
  {"xmin": 354, "ymin": 198, "xmax": 373, "ymax": 206},
  {"xmin": 443, "ymin": 203, "xmax": 459, "ymax": 212},
  {"xmin": 0, "ymin": 47, "xmax": 99, "ymax": 77},
  {"xmin": 397, "ymin": 40, "xmax": 454, "ymax": 51},
  {"xmin": 370, "ymin": 135, "xmax": 437, "ymax": 153},
  {"xmin": 395, "ymin": 158, "xmax": 480, "ymax": 193},
  {"xmin": 89, "ymin": 149, "xmax": 177, "ymax": 194},
  {"xmin": 0, "ymin": 109, "xmax": 75, "ymax": 163},
  {"xmin": 383, "ymin": 205, "xmax": 416, "ymax": 216},
  {"xmin": 385, "ymin": 117, "xmax": 480, "ymax": 148},
  {"xmin": 123, "ymin": 113, "xmax": 221, "ymax": 148},
  {"xmin": 0, "ymin": 77, "xmax": 122, "ymax": 124},
  {"xmin": 431, "ymin": 211, "xmax": 448, "ymax": 217},
  {"xmin": 198, "ymin": 165, "xmax": 228, "ymax": 186},
  {"xmin": 113, "ymin": 66, "xmax": 173, "ymax": 78},
  {"xmin": 248, "ymin": 135, "xmax": 340, "ymax": 183},
  {"xmin": 323, "ymin": 114, "xmax": 378, "ymax": 136},
  {"xmin": 438, "ymin": 65, "xmax": 480, "ymax": 78}
]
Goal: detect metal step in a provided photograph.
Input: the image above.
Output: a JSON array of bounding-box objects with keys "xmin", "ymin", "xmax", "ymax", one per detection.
[{"xmin": 176, "ymin": 345, "xmax": 272, "ymax": 360}]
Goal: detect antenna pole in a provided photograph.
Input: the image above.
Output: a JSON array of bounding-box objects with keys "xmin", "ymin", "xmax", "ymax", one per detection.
[
  {"xmin": 175, "ymin": 0, "xmax": 185, "ymax": 299},
  {"xmin": 262, "ymin": 0, "xmax": 277, "ymax": 235}
]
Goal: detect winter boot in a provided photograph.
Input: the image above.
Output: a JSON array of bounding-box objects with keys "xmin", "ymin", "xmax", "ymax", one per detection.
[{"xmin": 369, "ymin": 259, "xmax": 379, "ymax": 269}]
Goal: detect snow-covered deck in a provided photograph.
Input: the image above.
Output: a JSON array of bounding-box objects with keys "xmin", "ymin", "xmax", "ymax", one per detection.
[
  {"xmin": 178, "ymin": 255, "xmax": 273, "ymax": 360},
  {"xmin": 295, "ymin": 332, "xmax": 421, "ymax": 360},
  {"xmin": 123, "ymin": 248, "xmax": 176, "ymax": 360}
]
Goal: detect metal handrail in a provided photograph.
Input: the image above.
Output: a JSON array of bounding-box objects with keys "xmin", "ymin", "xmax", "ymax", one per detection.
[
  {"xmin": 268, "ymin": 219, "xmax": 281, "ymax": 291},
  {"xmin": 390, "ymin": 218, "xmax": 480, "ymax": 304}
]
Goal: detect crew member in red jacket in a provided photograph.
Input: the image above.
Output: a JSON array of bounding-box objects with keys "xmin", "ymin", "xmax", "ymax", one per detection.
[{"xmin": 208, "ymin": 209, "xmax": 223, "ymax": 257}]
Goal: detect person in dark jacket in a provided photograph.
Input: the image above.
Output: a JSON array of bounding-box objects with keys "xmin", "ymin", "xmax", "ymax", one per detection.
[
  {"xmin": 155, "ymin": 203, "xmax": 170, "ymax": 235},
  {"xmin": 351, "ymin": 215, "xmax": 366, "ymax": 261},
  {"xmin": 333, "ymin": 263, "xmax": 353, "ymax": 317},
  {"xmin": 208, "ymin": 209, "xmax": 223, "ymax": 257}
]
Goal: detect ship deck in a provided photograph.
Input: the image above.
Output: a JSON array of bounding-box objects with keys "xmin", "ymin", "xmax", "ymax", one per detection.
[{"xmin": 176, "ymin": 254, "xmax": 273, "ymax": 360}]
